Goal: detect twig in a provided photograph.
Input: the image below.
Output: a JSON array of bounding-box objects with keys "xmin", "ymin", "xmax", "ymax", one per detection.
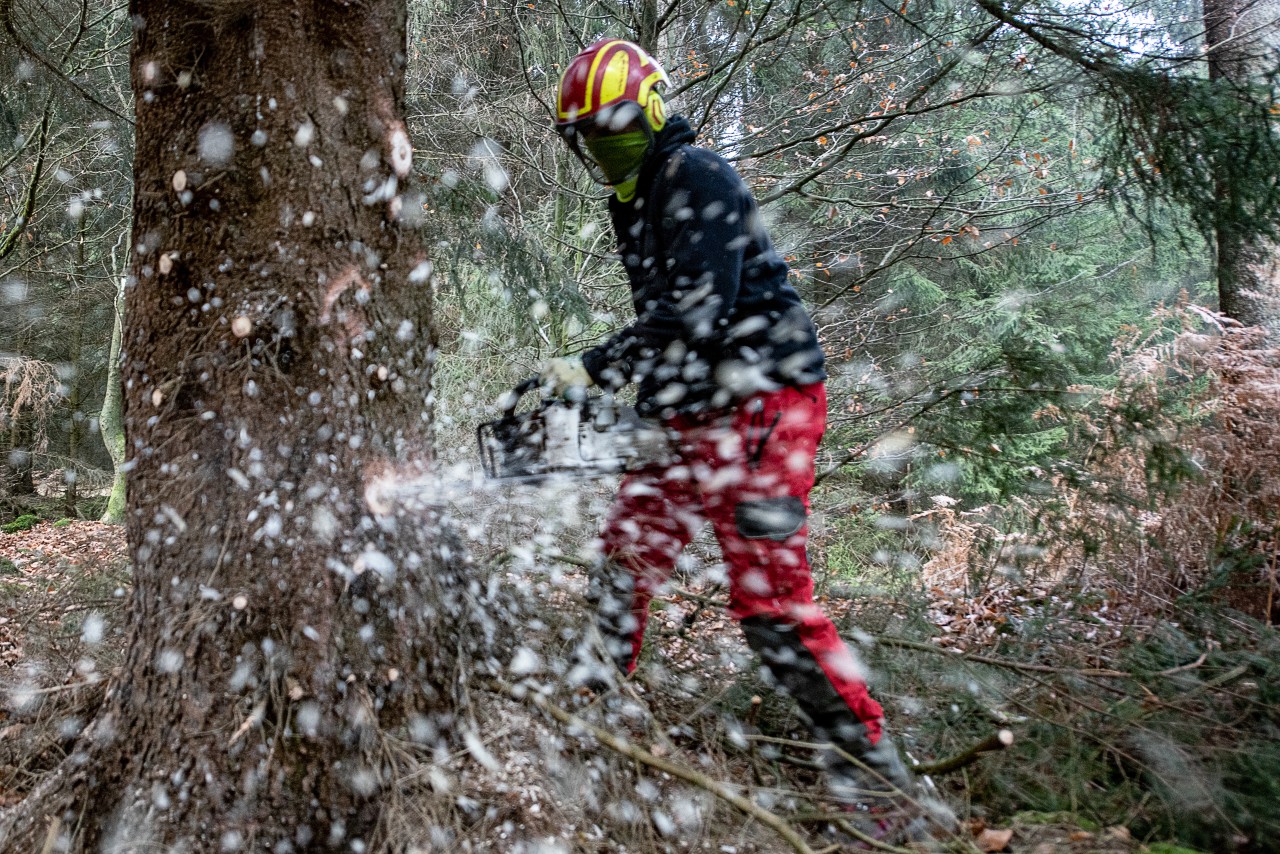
[
  {"xmin": 830, "ymin": 816, "xmax": 916, "ymax": 853},
  {"xmin": 227, "ymin": 700, "xmax": 267, "ymax": 747},
  {"xmin": 915, "ymin": 729, "xmax": 1014, "ymax": 777},
  {"xmin": 5, "ymin": 679, "xmax": 105, "ymax": 697},
  {"xmin": 672, "ymin": 583, "xmax": 723, "ymax": 636},
  {"xmin": 978, "ymin": 703, "xmax": 1028, "ymax": 727},
  {"xmin": 870, "ymin": 634, "xmax": 1130, "ymax": 677},
  {"xmin": 1129, "ymin": 664, "xmax": 1250, "ymax": 725},
  {"xmin": 515, "ymin": 687, "xmax": 819, "ymax": 854},
  {"xmin": 540, "ymin": 551, "xmax": 595, "ymax": 570},
  {"xmin": 670, "ymin": 584, "xmax": 724, "ymax": 608},
  {"xmin": 1267, "ymin": 543, "xmax": 1277, "ymax": 627},
  {"xmin": 39, "ymin": 815, "xmax": 60, "ymax": 854},
  {"xmin": 766, "ymin": 750, "xmax": 826, "ymax": 772},
  {"xmin": 745, "ymin": 695, "xmax": 765, "ymax": 786},
  {"xmin": 790, "ymin": 812, "xmax": 916, "ymax": 853},
  {"xmin": 1155, "ymin": 651, "xmax": 1207, "ymax": 676},
  {"xmin": 534, "ymin": 568, "xmax": 1208, "ymax": 686}
]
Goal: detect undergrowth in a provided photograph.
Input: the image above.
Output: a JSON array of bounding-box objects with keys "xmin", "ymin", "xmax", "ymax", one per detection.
[
  {"xmin": 5, "ymin": 308, "xmax": 1276, "ymax": 851},
  {"xmin": 871, "ymin": 308, "xmax": 1280, "ymax": 852},
  {"xmin": 874, "ymin": 603, "xmax": 1280, "ymax": 851}
]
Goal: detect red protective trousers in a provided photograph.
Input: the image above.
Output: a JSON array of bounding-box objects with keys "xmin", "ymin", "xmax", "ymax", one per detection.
[{"xmin": 597, "ymin": 382, "xmax": 885, "ymax": 746}]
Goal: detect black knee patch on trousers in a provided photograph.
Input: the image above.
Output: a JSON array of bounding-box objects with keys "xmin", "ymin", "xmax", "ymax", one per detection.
[
  {"xmin": 740, "ymin": 616, "xmax": 873, "ymax": 753},
  {"xmin": 734, "ymin": 496, "xmax": 806, "ymax": 541}
]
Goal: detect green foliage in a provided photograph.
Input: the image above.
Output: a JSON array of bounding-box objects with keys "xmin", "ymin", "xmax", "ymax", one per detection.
[
  {"xmin": 2, "ymin": 514, "xmax": 40, "ymax": 534},
  {"xmin": 865, "ymin": 591, "xmax": 1280, "ymax": 851},
  {"xmin": 77, "ymin": 495, "xmax": 109, "ymax": 521},
  {"xmin": 1103, "ymin": 68, "xmax": 1280, "ymax": 244},
  {"xmin": 53, "ymin": 518, "xmax": 72, "ymax": 528},
  {"xmin": 884, "ymin": 267, "xmax": 947, "ymax": 313},
  {"xmin": 0, "ymin": 557, "xmax": 17, "ymax": 575},
  {"xmin": 822, "ymin": 199, "xmax": 1207, "ymax": 513},
  {"xmin": 966, "ymin": 616, "xmax": 1280, "ymax": 850},
  {"xmin": 425, "ymin": 170, "xmax": 599, "ymax": 353},
  {"xmin": 812, "ymin": 502, "xmax": 924, "ymax": 593}
]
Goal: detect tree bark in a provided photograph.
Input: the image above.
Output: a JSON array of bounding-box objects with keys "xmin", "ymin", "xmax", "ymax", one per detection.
[
  {"xmin": 3, "ymin": 413, "xmax": 36, "ymax": 497},
  {"xmin": 1205, "ymin": 0, "xmax": 1280, "ymax": 328},
  {"xmin": 632, "ymin": 0, "xmax": 660, "ymax": 56},
  {"xmin": 63, "ymin": 217, "xmax": 88, "ymax": 519},
  {"xmin": 1, "ymin": 2, "xmax": 498, "ymax": 849},
  {"xmin": 99, "ymin": 270, "xmax": 127, "ymax": 524},
  {"xmin": 3, "ymin": 330, "xmax": 38, "ymax": 499}
]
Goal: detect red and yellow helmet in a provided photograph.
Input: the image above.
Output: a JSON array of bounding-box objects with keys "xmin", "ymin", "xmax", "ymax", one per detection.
[{"xmin": 555, "ymin": 39, "xmax": 670, "ymax": 134}]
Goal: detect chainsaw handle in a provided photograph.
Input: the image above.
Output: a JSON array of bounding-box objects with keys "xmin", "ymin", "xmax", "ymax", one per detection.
[{"xmin": 499, "ymin": 376, "xmax": 543, "ymax": 415}]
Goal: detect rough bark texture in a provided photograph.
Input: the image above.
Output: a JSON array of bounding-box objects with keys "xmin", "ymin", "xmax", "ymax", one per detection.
[
  {"xmin": 1205, "ymin": 0, "xmax": 1280, "ymax": 328},
  {"xmin": 1, "ymin": 2, "xmax": 498, "ymax": 849}
]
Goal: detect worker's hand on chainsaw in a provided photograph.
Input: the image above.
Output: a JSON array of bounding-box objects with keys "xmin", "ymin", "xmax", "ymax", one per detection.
[{"xmin": 539, "ymin": 356, "xmax": 593, "ymax": 397}]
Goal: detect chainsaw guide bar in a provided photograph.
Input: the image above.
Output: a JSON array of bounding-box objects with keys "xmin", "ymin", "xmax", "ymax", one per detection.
[{"xmin": 477, "ymin": 377, "xmax": 675, "ymax": 483}]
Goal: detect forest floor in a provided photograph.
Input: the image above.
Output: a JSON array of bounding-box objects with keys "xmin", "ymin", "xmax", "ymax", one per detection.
[{"xmin": 0, "ymin": 520, "xmax": 1229, "ymax": 852}]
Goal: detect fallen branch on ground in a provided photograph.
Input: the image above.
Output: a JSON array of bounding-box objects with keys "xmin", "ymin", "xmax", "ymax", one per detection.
[
  {"xmin": 915, "ymin": 729, "xmax": 1014, "ymax": 776},
  {"xmin": 522, "ymin": 565, "xmax": 1202, "ymax": 685},
  {"xmin": 506, "ymin": 683, "xmax": 820, "ymax": 854},
  {"xmin": 869, "ymin": 635, "xmax": 1130, "ymax": 677}
]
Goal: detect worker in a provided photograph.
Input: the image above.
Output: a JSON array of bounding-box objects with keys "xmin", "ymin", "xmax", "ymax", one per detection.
[{"xmin": 542, "ymin": 38, "xmax": 946, "ymax": 839}]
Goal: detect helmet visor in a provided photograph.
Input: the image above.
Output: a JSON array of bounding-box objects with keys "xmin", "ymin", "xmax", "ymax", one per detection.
[{"xmin": 556, "ymin": 102, "xmax": 653, "ymax": 186}]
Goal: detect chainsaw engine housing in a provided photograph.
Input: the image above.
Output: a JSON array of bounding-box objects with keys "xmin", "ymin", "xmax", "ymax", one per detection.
[{"xmin": 478, "ymin": 380, "xmax": 674, "ymax": 482}]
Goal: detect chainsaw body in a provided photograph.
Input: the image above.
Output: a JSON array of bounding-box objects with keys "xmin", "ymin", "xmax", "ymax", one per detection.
[{"xmin": 477, "ymin": 378, "xmax": 675, "ymax": 482}]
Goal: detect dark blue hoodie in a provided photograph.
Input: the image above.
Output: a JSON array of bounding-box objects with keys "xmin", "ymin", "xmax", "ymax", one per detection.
[{"xmin": 581, "ymin": 116, "xmax": 826, "ymax": 418}]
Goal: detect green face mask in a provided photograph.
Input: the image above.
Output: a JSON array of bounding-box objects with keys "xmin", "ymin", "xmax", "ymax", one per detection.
[{"xmin": 583, "ymin": 130, "xmax": 651, "ymax": 186}]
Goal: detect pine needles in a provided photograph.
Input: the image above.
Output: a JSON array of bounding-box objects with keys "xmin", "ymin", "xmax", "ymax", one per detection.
[{"xmin": 1101, "ymin": 67, "xmax": 1280, "ymax": 247}]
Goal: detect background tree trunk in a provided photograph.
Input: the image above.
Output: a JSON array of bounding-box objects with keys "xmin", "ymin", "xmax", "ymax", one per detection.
[
  {"xmin": 3, "ymin": 414, "xmax": 36, "ymax": 498},
  {"xmin": 62, "ymin": 216, "xmax": 88, "ymax": 519},
  {"xmin": 1205, "ymin": 0, "xmax": 1280, "ymax": 328},
  {"xmin": 3, "ymin": 330, "xmax": 39, "ymax": 499},
  {"xmin": 99, "ymin": 272, "xmax": 127, "ymax": 524},
  {"xmin": 0, "ymin": 2, "xmax": 504, "ymax": 849}
]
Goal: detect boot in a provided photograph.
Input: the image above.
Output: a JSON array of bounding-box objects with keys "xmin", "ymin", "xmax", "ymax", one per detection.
[
  {"xmin": 586, "ymin": 558, "xmax": 641, "ymax": 674},
  {"xmin": 562, "ymin": 561, "xmax": 640, "ymax": 695},
  {"xmin": 565, "ymin": 638, "xmax": 621, "ymax": 694},
  {"xmin": 827, "ymin": 734, "xmax": 957, "ymax": 846},
  {"xmin": 737, "ymin": 617, "xmax": 956, "ymax": 842}
]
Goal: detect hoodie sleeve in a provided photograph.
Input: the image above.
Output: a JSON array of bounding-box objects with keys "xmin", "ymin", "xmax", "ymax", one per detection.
[{"xmin": 582, "ymin": 149, "xmax": 751, "ymax": 389}]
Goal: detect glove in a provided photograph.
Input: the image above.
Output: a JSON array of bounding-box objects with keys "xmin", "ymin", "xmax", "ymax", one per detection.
[{"xmin": 539, "ymin": 356, "xmax": 593, "ymax": 397}]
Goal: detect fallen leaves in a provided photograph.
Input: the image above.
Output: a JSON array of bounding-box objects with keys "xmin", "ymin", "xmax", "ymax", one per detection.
[
  {"xmin": 0, "ymin": 520, "xmax": 129, "ymax": 671},
  {"xmin": 976, "ymin": 826, "xmax": 1014, "ymax": 851}
]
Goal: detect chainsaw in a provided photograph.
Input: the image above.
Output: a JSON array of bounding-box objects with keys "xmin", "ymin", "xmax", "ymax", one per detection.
[{"xmin": 477, "ymin": 377, "xmax": 675, "ymax": 482}]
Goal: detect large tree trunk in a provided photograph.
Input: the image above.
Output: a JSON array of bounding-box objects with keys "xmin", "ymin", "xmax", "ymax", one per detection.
[
  {"xmin": 1, "ymin": 2, "xmax": 499, "ymax": 849},
  {"xmin": 1205, "ymin": 0, "xmax": 1280, "ymax": 328}
]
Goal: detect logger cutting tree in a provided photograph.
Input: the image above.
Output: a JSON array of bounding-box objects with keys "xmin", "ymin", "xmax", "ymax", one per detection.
[
  {"xmin": 4, "ymin": 0, "xmax": 1280, "ymax": 851},
  {"xmin": 532, "ymin": 38, "xmax": 956, "ymax": 844}
]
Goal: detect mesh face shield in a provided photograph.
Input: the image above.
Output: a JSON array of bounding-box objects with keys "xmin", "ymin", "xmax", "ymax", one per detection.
[{"xmin": 556, "ymin": 101, "xmax": 655, "ymax": 186}]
